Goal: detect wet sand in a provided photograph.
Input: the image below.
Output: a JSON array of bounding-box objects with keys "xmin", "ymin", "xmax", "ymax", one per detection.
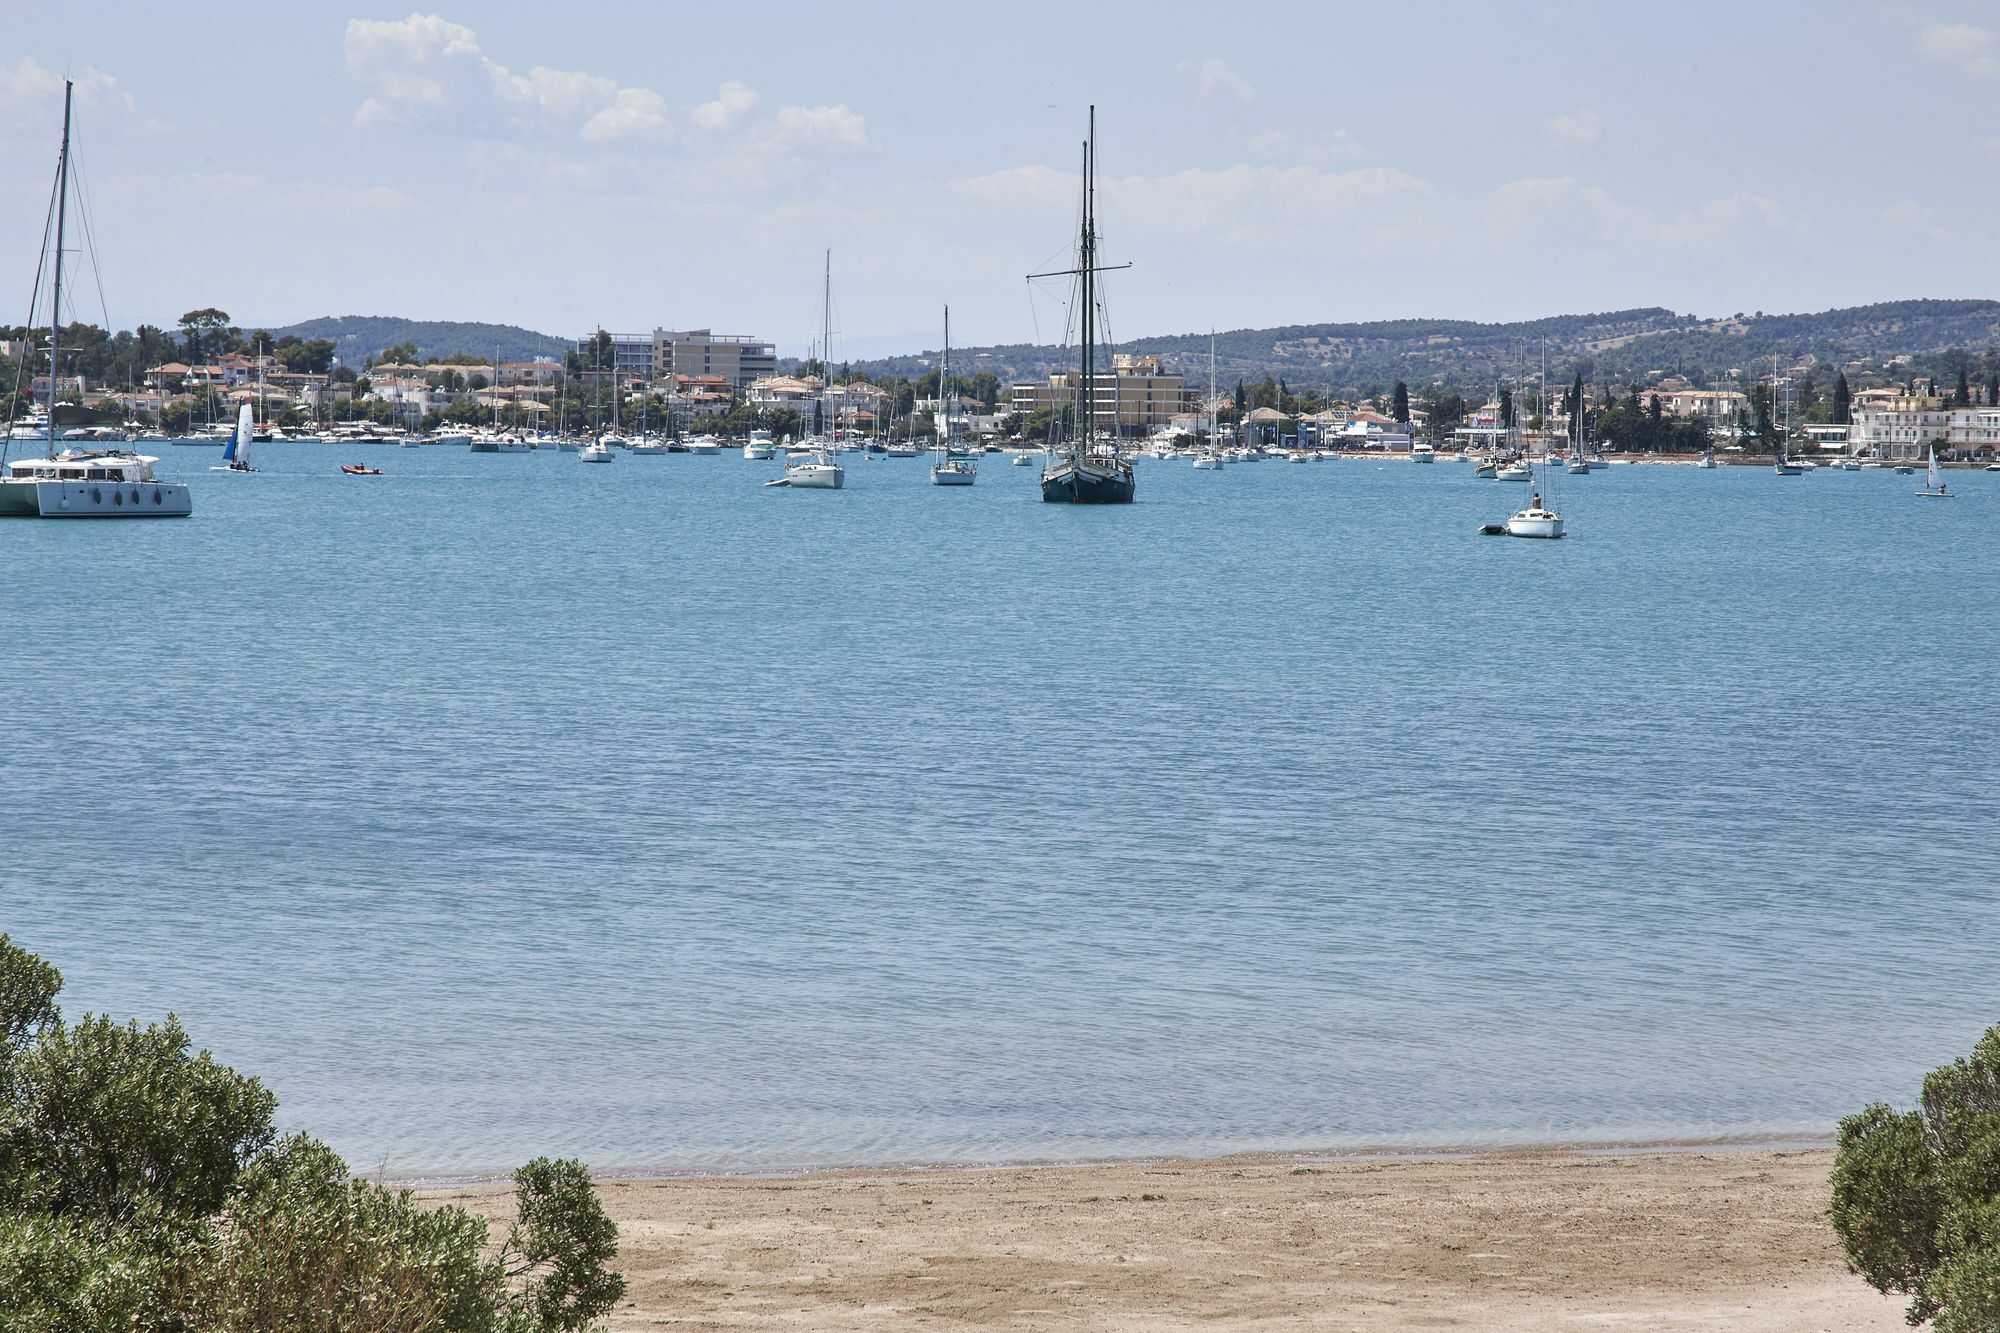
[{"xmin": 426, "ymin": 1145, "xmax": 1904, "ymax": 1329}]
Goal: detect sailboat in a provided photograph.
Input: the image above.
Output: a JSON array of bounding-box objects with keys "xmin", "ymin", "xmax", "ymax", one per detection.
[
  {"xmin": 771, "ymin": 254, "xmax": 846, "ymax": 489},
  {"xmin": 1034, "ymin": 108, "xmax": 1135, "ymax": 505},
  {"xmin": 1915, "ymin": 446, "xmax": 1951, "ymax": 497},
  {"xmin": 1697, "ymin": 444, "xmax": 1718, "ymax": 469},
  {"xmin": 1192, "ymin": 332, "xmax": 1225, "ymax": 469},
  {"xmin": 0, "ymin": 80, "xmax": 192, "ymax": 519},
  {"xmin": 930, "ymin": 307, "xmax": 976, "ymax": 486},
  {"xmin": 1502, "ymin": 452, "xmax": 1565, "ymax": 538},
  {"xmin": 211, "ymin": 404, "xmax": 256, "ymax": 472}
]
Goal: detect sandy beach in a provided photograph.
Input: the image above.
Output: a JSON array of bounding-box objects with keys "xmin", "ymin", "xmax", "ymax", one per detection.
[{"xmin": 425, "ymin": 1146, "xmax": 1904, "ymax": 1330}]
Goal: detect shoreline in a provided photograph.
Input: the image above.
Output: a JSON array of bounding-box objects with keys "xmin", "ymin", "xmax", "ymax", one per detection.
[
  {"xmin": 423, "ymin": 1143, "xmax": 1898, "ymax": 1331},
  {"xmin": 383, "ymin": 1129, "xmax": 1838, "ymax": 1190}
]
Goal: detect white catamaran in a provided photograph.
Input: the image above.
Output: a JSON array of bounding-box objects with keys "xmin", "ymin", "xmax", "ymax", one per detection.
[{"xmin": 0, "ymin": 81, "xmax": 191, "ymax": 519}]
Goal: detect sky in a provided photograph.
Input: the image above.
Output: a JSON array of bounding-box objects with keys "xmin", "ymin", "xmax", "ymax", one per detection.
[{"xmin": 3, "ymin": 1, "xmax": 1997, "ymax": 358}]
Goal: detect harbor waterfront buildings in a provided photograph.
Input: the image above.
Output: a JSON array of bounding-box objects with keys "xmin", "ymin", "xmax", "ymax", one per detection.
[
  {"xmin": 1846, "ymin": 388, "xmax": 2000, "ymax": 459},
  {"xmin": 1009, "ymin": 353, "xmax": 1196, "ymax": 438}
]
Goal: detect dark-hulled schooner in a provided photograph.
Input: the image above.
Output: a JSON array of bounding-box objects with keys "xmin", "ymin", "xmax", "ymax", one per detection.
[{"xmin": 1033, "ymin": 107, "xmax": 1135, "ymax": 505}]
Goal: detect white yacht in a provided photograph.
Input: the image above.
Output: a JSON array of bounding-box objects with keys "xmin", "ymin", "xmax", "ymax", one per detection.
[
  {"xmin": 743, "ymin": 428, "xmax": 776, "ymax": 460},
  {"xmin": 0, "ymin": 84, "xmax": 192, "ymax": 520},
  {"xmin": 3, "ymin": 448, "xmax": 193, "ymax": 518},
  {"xmin": 1012, "ymin": 451, "xmax": 1035, "ymax": 467},
  {"xmin": 686, "ymin": 435, "xmax": 722, "ymax": 455},
  {"xmin": 580, "ymin": 438, "xmax": 616, "ymax": 463},
  {"xmin": 1410, "ymin": 441, "xmax": 1437, "ymax": 464}
]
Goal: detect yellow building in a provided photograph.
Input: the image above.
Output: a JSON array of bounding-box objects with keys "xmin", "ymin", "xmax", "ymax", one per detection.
[{"xmin": 1009, "ymin": 353, "xmax": 1191, "ymax": 437}]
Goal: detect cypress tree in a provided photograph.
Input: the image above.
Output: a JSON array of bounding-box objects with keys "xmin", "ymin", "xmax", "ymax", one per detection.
[
  {"xmin": 1832, "ymin": 372, "xmax": 1852, "ymax": 425},
  {"xmin": 1390, "ymin": 381, "xmax": 1409, "ymax": 424}
]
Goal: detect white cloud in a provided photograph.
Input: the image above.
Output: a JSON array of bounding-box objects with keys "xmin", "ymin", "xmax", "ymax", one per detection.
[
  {"xmin": 1545, "ymin": 108, "xmax": 1601, "ymax": 145},
  {"xmin": 1882, "ymin": 199, "xmax": 1952, "ymax": 245},
  {"xmin": 1181, "ymin": 58, "xmax": 1254, "ymax": 104},
  {"xmin": 581, "ymin": 89, "xmax": 672, "ymax": 144},
  {"xmin": 343, "ymin": 13, "xmax": 671, "ymax": 143},
  {"xmin": 0, "ymin": 57, "xmax": 142, "ymax": 131},
  {"xmin": 692, "ymin": 81, "xmax": 760, "ymax": 132},
  {"xmin": 746, "ymin": 104, "xmax": 871, "ymax": 154},
  {"xmin": 1917, "ymin": 21, "xmax": 1998, "ymax": 75}
]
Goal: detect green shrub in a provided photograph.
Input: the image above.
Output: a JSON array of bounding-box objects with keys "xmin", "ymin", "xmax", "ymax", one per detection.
[
  {"xmin": 1832, "ymin": 1022, "xmax": 2000, "ymax": 1332},
  {"xmin": 0, "ymin": 934, "xmax": 625, "ymax": 1331}
]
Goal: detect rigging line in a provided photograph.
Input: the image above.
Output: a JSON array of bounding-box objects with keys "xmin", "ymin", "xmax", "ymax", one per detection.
[
  {"xmin": 3, "ymin": 161, "xmax": 64, "ymax": 465},
  {"xmin": 69, "ymin": 126, "xmax": 112, "ymax": 330}
]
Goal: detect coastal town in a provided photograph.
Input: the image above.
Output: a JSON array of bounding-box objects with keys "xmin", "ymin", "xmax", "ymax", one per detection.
[{"xmin": 9, "ymin": 315, "xmax": 2000, "ymax": 464}]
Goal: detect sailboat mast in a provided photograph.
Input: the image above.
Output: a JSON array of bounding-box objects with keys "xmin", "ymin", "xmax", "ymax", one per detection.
[
  {"xmin": 822, "ymin": 250, "xmax": 832, "ymax": 441},
  {"xmin": 940, "ymin": 305, "xmax": 950, "ymax": 453},
  {"xmin": 1080, "ymin": 106, "xmax": 1095, "ymax": 458},
  {"xmin": 47, "ymin": 80, "xmax": 73, "ymax": 453}
]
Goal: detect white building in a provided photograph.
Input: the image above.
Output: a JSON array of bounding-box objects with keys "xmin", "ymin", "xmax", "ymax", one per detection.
[{"xmin": 1847, "ymin": 391, "xmax": 2000, "ymax": 459}]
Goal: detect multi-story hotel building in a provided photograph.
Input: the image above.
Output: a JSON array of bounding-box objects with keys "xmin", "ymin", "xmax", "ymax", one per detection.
[{"xmin": 1008, "ymin": 353, "xmax": 1193, "ymax": 437}]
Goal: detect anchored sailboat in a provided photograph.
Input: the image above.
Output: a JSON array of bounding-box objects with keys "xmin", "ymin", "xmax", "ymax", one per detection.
[
  {"xmin": 0, "ymin": 80, "xmax": 191, "ymax": 519},
  {"xmin": 930, "ymin": 306, "xmax": 976, "ymax": 486},
  {"xmin": 1033, "ymin": 107, "xmax": 1134, "ymax": 505},
  {"xmin": 772, "ymin": 253, "xmax": 845, "ymax": 490}
]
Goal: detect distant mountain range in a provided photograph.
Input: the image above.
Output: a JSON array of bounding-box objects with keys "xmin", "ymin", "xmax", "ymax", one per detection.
[
  {"xmin": 840, "ymin": 299, "xmax": 2000, "ymax": 395},
  {"xmin": 259, "ymin": 316, "xmax": 570, "ymax": 366}
]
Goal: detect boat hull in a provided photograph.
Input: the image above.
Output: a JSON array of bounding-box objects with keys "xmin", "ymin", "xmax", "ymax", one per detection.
[
  {"xmin": 1040, "ymin": 458, "xmax": 1134, "ymax": 504},
  {"xmin": 1505, "ymin": 512, "xmax": 1564, "ymax": 539},
  {"xmin": 930, "ymin": 465, "xmax": 977, "ymax": 486},
  {"xmin": 788, "ymin": 464, "xmax": 844, "ymax": 489},
  {"xmin": 19, "ymin": 479, "xmax": 192, "ymax": 518}
]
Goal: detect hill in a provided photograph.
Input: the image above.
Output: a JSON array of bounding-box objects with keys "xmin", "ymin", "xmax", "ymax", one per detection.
[
  {"xmin": 844, "ymin": 299, "xmax": 2000, "ymax": 396},
  {"xmin": 258, "ymin": 316, "xmax": 570, "ymax": 366}
]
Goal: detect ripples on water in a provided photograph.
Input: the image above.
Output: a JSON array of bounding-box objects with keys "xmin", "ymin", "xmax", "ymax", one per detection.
[{"xmin": 4, "ymin": 448, "xmax": 1996, "ymax": 1174}]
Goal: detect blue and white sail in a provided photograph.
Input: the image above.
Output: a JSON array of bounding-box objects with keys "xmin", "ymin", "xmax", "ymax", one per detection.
[{"xmin": 220, "ymin": 404, "xmax": 253, "ymax": 469}]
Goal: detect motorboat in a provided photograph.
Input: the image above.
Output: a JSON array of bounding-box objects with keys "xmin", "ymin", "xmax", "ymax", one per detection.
[
  {"xmin": 340, "ymin": 464, "xmax": 383, "ymax": 476},
  {"xmin": 686, "ymin": 435, "xmax": 721, "ymax": 455},
  {"xmin": 743, "ymin": 428, "xmax": 776, "ymax": 460},
  {"xmin": 1410, "ymin": 441, "xmax": 1437, "ymax": 464}
]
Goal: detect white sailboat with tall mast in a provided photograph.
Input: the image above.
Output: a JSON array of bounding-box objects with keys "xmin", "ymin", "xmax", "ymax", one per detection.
[
  {"xmin": 0, "ymin": 80, "xmax": 191, "ymax": 519},
  {"xmin": 772, "ymin": 252, "xmax": 845, "ymax": 489},
  {"xmin": 1193, "ymin": 332, "xmax": 1225, "ymax": 469},
  {"xmin": 930, "ymin": 306, "xmax": 976, "ymax": 486}
]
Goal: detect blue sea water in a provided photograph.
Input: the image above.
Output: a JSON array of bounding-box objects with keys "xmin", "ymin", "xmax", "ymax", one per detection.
[{"xmin": 3, "ymin": 445, "xmax": 1997, "ymax": 1177}]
